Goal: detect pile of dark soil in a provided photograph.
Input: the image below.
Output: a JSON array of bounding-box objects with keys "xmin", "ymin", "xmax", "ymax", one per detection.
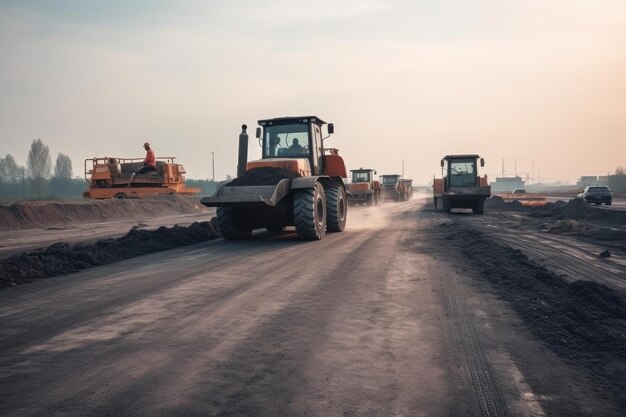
[
  {"xmin": 487, "ymin": 196, "xmax": 626, "ymax": 227},
  {"xmin": 0, "ymin": 195, "xmax": 207, "ymax": 231},
  {"xmin": 437, "ymin": 222, "xmax": 626, "ymax": 401},
  {"xmin": 228, "ymin": 167, "xmax": 299, "ymax": 187},
  {"xmin": 532, "ymin": 198, "xmax": 626, "ymax": 224},
  {"xmin": 484, "ymin": 196, "xmax": 526, "ymax": 210},
  {"xmin": 0, "ymin": 220, "xmax": 219, "ymax": 288}
]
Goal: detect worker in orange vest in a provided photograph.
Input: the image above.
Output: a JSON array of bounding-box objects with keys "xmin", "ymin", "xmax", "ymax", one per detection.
[{"xmin": 129, "ymin": 142, "xmax": 157, "ymax": 186}]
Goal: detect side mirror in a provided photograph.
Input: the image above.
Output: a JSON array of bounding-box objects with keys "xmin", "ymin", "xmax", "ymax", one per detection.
[
  {"xmin": 255, "ymin": 127, "xmax": 261, "ymax": 139},
  {"xmin": 480, "ymin": 158, "xmax": 485, "ymax": 167},
  {"xmin": 328, "ymin": 123, "xmax": 334, "ymax": 134},
  {"xmin": 440, "ymin": 159, "xmax": 444, "ymax": 168}
]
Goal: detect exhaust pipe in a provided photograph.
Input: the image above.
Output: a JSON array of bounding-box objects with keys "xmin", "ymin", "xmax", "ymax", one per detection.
[{"xmin": 237, "ymin": 124, "xmax": 248, "ymax": 178}]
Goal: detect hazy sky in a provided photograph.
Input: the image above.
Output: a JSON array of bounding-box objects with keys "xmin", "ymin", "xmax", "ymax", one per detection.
[{"xmin": 1, "ymin": 0, "xmax": 625, "ymax": 184}]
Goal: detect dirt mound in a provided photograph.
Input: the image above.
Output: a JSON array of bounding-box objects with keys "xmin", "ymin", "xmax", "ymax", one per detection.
[
  {"xmin": 0, "ymin": 219, "xmax": 219, "ymax": 288},
  {"xmin": 437, "ymin": 222, "xmax": 626, "ymax": 401},
  {"xmin": 0, "ymin": 195, "xmax": 206, "ymax": 231},
  {"xmin": 488, "ymin": 196, "xmax": 626, "ymax": 226},
  {"xmin": 228, "ymin": 167, "xmax": 299, "ymax": 187},
  {"xmin": 484, "ymin": 195, "xmax": 526, "ymax": 210}
]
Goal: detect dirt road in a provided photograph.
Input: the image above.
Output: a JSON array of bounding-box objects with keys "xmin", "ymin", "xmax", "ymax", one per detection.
[{"xmin": 1, "ymin": 196, "xmax": 623, "ymax": 416}]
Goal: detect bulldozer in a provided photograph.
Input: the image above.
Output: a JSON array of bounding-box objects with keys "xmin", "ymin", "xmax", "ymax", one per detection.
[
  {"xmin": 380, "ymin": 174, "xmax": 409, "ymax": 202},
  {"xmin": 348, "ymin": 168, "xmax": 380, "ymax": 206},
  {"xmin": 433, "ymin": 154, "xmax": 491, "ymax": 214},
  {"xmin": 83, "ymin": 156, "xmax": 200, "ymax": 199},
  {"xmin": 201, "ymin": 116, "xmax": 348, "ymax": 240}
]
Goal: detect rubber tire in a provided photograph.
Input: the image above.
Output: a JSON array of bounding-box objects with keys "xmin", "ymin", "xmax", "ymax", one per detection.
[
  {"xmin": 595, "ymin": 202, "xmax": 601, "ymax": 206},
  {"xmin": 216, "ymin": 206, "xmax": 251, "ymax": 240},
  {"xmin": 434, "ymin": 197, "xmax": 438, "ymax": 211},
  {"xmin": 293, "ymin": 182, "xmax": 327, "ymax": 240},
  {"xmin": 606, "ymin": 201, "xmax": 612, "ymax": 206},
  {"xmin": 443, "ymin": 196, "xmax": 451, "ymax": 213},
  {"xmin": 472, "ymin": 199, "xmax": 485, "ymax": 214},
  {"xmin": 114, "ymin": 193, "xmax": 127, "ymax": 199},
  {"xmin": 365, "ymin": 194, "xmax": 373, "ymax": 206},
  {"xmin": 327, "ymin": 185, "xmax": 347, "ymax": 233}
]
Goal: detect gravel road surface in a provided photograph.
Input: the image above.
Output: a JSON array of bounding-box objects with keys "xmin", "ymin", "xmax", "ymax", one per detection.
[{"xmin": 1, "ymin": 196, "xmax": 623, "ymax": 416}]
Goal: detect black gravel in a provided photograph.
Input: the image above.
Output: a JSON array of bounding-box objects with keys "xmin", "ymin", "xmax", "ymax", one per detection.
[
  {"xmin": 228, "ymin": 167, "xmax": 299, "ymax": 187},
  {"xmin": 486, "ymin": 196, "xmax": 626, "ymax": 226},
  {"xmin": 436, "ymin": 222, "xmax": 626, "ymax": 404},
  {"xmin": 0, "ymin": 221, "xmax": 218, "ymax": 288}
]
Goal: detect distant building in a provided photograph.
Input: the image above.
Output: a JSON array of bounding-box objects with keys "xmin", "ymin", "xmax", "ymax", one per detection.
[
  {"xmin": 490, "ymin": 176, "xmax": 525, "ymax": 193},
  {"xmin": 598, "ymin": 176, "xmax": 610, "ymax": 186},
  {"xmin": 577, "ymin": 176, "xmax": 598, "ymax": 188}
]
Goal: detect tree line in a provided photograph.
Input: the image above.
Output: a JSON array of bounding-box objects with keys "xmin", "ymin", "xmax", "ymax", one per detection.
[
  {"xmin": 0, "ymin": 138, "xmax": 220, "ymax": 200},
  {"xmin": 0, "ymin": 138, "xmax": 85, "ymax": 200}
]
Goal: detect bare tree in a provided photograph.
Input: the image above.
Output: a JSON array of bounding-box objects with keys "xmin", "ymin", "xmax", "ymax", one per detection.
[
  {"xmin": 27, "ymin": 138, "xmax": 52, "ymax": 198},
  {"xmin": 53, "ymin": 153, "xmax": 73, "ymax": 179},
  {"xmin": 0, "ymin": 154, "xmax": 21, "ymax": 183},
  {"xmin": 615, "ymin": 166, "xmax": 625, "ymax": 176}
]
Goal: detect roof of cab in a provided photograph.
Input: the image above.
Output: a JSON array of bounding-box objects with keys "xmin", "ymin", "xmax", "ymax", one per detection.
[
  {"xmin": 443, "ymin": 154, "xmax": 481, "ymax": 160},
  {"xmin": 258, "ymin": 116, "xmax": 327, "ymax": 125}
]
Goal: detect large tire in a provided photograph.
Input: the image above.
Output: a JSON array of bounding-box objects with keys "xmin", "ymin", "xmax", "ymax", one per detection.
[
  {"xmin": 114, "ymin": 193, "xmax": 127, "ymax": 199},
  {"xmin": 434, "ymin": 197, "xmax": 438, "ymax": 211},
  {"xmin": 365, "ymin": 194, "xmax": 373, "ymax": 206},
  {"xmin": 216, "ymin": 206, "xmax": 251, "ymax": 240},
  {"xmin": 443, "ymin": 196, "xmax": 451, "ymax": 213},
  {"xmin": 293, "ymin": 182, "xmax": 327, "ymax": 240},
  {"xmin": 327, "ymin": 185, "xmax": 347, "ymax": 233},
  {"xmin": 472, "ymin": 199, "xmax": 485, "ymax": 214}
]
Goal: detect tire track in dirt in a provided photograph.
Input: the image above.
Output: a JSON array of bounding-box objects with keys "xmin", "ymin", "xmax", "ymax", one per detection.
[{"xmin": 447, "ymin": 294, "xmax": 511, "ymax": 417}]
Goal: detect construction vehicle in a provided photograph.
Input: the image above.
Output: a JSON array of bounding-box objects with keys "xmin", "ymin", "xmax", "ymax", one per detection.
[
  {"xmin": 433, "ymin": 154, "xmax": 491, "ymax": 214},
  {"xmin": 201, "ymin": 116, "xmax": 348, "ymax": 240},
  {"xmin": 348, "ymin": 168, "xmax": 380, "ymax": 205},
  {"xmin": 380, "ymin": 174, "xmax": 409, "ymax": 202},
  {"xmin": 400, "ymin": 179, "xmax": 414, "ymax": 199},
  {"xmin": 83, "ymin": 157, "xmax": 200, "ymax": 199}
]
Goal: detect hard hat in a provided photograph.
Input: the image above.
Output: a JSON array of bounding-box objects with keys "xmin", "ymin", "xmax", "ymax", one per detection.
[{"xmin": 143, "ymin": 142, "xmax": 150, "ymax": 148}]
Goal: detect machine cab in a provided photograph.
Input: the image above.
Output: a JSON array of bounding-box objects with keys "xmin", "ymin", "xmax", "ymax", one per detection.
[
  {"xmin": 380, "ymin": 174, "xmax": 401, "ymax": 186},
  {"xmin": 351, "ymin": 169, "xmax": 375, "ymax": 184},
  {"xmin": 441, "ymin": 154, "xmax": 484, "ymax": 187},
  {"xmin": 256, "ymin": 116, "xmax": 333, "ymax": 176}
]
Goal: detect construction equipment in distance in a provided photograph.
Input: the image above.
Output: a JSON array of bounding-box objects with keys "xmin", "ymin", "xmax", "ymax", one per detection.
[
  {"xmin": 348, "ymin": 168, "xmax": 380, "ymax": 205},
  {"xmin": 400, "ymin": 179, "xmax": 414, "ymax": 199},
  {"xmin": 201, "ymin": 116, "xmax": 348, "ymax": 240},
  {"xmin": 380, "ymin": 174, "xmax": 410, "ymax": 202},
  {"xmin": 433, "ymin": 154, "xmax": 491, "ymax": 214},
  {"xmin": 83, "ymin": 157, "xmax": 200, "ymax": 199}
]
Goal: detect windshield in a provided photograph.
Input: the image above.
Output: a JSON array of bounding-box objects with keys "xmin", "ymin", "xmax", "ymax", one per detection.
[
  {"xmin": 381, "ymin": 176, "xmax": 398, "ymax": 185},
  {"xmin": 588, "ymin": 186, "xmax": 609, "ymax": 193},
  {"xmin": 352, "ymin": 171, "xmax": 370, "ymax": 182},
  {"xmin": 448, "ymin": 158, "xmax": 476, "ymax": 187},
  {"xmin": 263, "ymin": 123, "xmax": 310, "ymax": 158}
]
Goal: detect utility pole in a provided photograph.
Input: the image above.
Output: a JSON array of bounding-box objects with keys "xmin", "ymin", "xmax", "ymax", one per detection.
[
  {"xmin": 212, "ymin": 151, "xmax": 215, "ymax": 182},
  {"xmin": 402, "ymin": 159, "xmax": 405, "ymax": 178},
  {"xmin": 514, "ymin": 158, "xmax": 517, "ymax": 177},
  {"xmin": 532, "ymin": 160, "xmax": 534, "ymax": 184},
  {"xmin": 501, "ymin": 159, "xmax": 504, "ymax": 177}
]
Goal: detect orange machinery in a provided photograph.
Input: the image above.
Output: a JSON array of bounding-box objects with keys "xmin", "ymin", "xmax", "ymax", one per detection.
[
  {"xmin": 201, "ymin": 116, "xmax": 348, "ymax": 240},
  {"xmin": 83, "ymin": 156, "xmax": 200, "ymax": 199}
]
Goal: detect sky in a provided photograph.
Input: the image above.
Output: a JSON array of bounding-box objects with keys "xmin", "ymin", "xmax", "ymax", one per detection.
[{"xmin": 0, "ymin": 0, "xmax": 625, "ymax": 185}]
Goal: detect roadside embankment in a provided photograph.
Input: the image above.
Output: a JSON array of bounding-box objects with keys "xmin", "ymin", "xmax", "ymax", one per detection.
[
  {"xmin": 0, "ymin": 195, "xmax": 207, "ymax": 231},
  {"xmin": 0, "ymin": 220, "xmax": 220, "ymax": 288}
]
